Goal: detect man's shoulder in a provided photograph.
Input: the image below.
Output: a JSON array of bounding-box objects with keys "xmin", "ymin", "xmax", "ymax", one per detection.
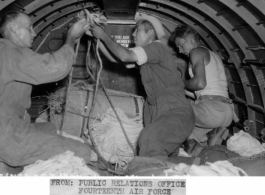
[
  {"xmin": 0, "ymin": 38, "xmax": 13, "ymax": 46},
  {"xmin": 190, "ymin": 47, "xmax": 209, "ymax": 58},
  {"xmin": 144, "ymin": 40, "xmax": 169, "ymax": 52},
  {"xmin": 0, "ymin": 39, "xmax": 13, "ymax": 53},
  {"xmin": 0, "ymin": 39, "xmax": 34, "ymax": 58},
  {"xmin": 191, "ymin": 46, "xmax": 208, "ymax": 53},
  {"xmin": 0, "ymin": 39, "xmax": 19, "ymax": 51},
  {"xmin": 0, "ymin": 38, "xmax": 7, "ymax": 47}
]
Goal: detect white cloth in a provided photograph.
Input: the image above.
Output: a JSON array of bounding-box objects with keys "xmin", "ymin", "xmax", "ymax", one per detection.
[
  {"xmin": 20, "ymin": 151, "xmax": 99, "ymax": 176},
  {"xmin": 227, "ymin": 130, "xmax": 265, "ymax": 157},
  {"xmin": 91, "ymin": 108, "xmax": 143, "ymax": 167},
  {"xmin": 164, "ymin": 160, "xmax": 247, "ymax": 176}
]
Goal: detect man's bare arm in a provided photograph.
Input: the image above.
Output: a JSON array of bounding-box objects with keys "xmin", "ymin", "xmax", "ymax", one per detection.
[
  {"xmin": 183, "ymin": 48, "xmax": 207, "ymax": 91},
  {"xmin": 91, "ymin": 25, "xmax": 138, "ymax": 63},
  {"xmin": 99, "ymin": 41, "xmax": 118, "ymax": 62}
]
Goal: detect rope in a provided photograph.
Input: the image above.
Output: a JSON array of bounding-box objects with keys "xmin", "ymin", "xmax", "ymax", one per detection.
[
  {"xmin": 80, "ymin": 37, "xmax": 139, "ymax": 157},
  {"xmin": 85, "ymin": 40, "xmax": 96, "ymax": 81},
  {"xmin": 84, "ymin": 38, "xmax": 112, "ymax": 170},
  {"xmin": 41, "ymin": 9, "xmax": 138, "ymax": 174},
  {"xmin": 100, "ymin": 79, "xmax": 136, "ymax": 155},
  {"xmin": 59, "ymin": 37, "xmax": 80, "ymax": 135},
  {"xmin": 82, "ymin": 37, "xmax": 136, "ymax": 172},
  {"xmin": 86, "ymin": 37, "xmax": 136, "ymax": 157},
  {"xmin": 88, "ymin": 39, "xmax": 102, "ymax": 123}
]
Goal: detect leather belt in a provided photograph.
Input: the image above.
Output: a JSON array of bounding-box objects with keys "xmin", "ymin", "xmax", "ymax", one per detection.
[{"xmin": 197, "ymin": 95, "xmax": 233, "ymax": 104}]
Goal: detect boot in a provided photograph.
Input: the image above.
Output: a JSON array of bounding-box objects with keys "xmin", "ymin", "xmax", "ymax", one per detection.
[{"xmin": 183, "ymin": 139, "xmax": 205, "ymax": 157}]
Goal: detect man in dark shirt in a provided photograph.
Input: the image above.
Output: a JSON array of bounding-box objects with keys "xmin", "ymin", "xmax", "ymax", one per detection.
[{"xmin": 89, "ymin": 14, "xmax": 195, "ymax": 162}]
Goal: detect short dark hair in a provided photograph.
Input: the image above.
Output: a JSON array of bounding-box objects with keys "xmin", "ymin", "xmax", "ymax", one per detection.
[
  {"xmin": 0, "ymin": 11, "xmax": 24, "ymax": 37},
  {"xmin": 170, "ymin": 24, "xmax": 198, "ymax": 43},
  {"xmin": 137, "ymin": 19, "xmax": 158, "ymax": 40}
]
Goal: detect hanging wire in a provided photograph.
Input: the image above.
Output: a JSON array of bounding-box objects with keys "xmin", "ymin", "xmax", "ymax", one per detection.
[
  {"xmin": 85, "ymin": 38, "xmax": 136, "ymax": 156},
  {"xmin": 34, "ymin": 7, "xmax": 136, "ymax": 174},
  {"xmin": 59, "ymin": 38, "xmax": 80, "ymax": 135},
  {"xmin": 76, "ymin": 8, "xmax": 136, "ymax": 167},
  {"xmin": 81, "ymin": 38, "xmax": 135, "ymax": 174}
]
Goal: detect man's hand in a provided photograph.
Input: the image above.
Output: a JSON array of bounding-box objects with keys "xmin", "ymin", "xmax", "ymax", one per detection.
[
  {"xmin": 89, "ymin": 25, "xmax": 106, "ymax": 39},
  {"xmin": 85, "ymin": 29, "xmax": 93, "ymax": 36},
  {"xmin": 68, "ymin": 18, "xmax": 89, "ymax": 40},
  {"xmin": 65, "ymin": 18, "xmax": 89, "ymax": 48}
]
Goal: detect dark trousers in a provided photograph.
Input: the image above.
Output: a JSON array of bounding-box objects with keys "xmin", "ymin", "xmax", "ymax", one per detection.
[{"xmin": 139, "ymin": 101, "xmax": 194, "ymax": 160}]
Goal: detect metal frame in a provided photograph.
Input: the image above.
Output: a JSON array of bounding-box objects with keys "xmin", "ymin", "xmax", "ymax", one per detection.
[
  {"xmin": 219, "ymin": 0, "xmax": 265, "ymax": 111},
  {"xmin": 0, "ymin": 0, "xmax": 15, "ymax": 10}
]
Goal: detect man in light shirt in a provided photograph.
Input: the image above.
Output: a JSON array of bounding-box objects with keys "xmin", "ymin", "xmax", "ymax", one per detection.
[{"xmin": 170, "ymin": 24, "xmax": 235, "ymax": 156}]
